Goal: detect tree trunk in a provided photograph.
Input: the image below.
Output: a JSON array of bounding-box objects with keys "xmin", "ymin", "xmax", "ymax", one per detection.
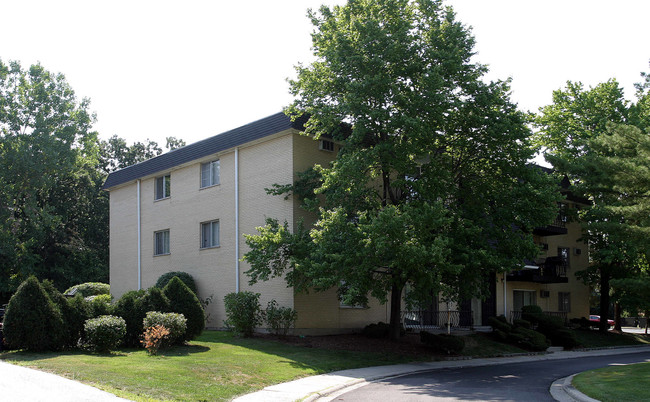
[
  {"xmin": 599, "ymin": 268, "xmax": 611, "ymax": 332},
  {"xmin": 389, "ymin": 282, "xmax": 403, "ymax": 340},
  {"xmin": 614, "ymin": 302, "xmax": 622, "ymax": 332}
]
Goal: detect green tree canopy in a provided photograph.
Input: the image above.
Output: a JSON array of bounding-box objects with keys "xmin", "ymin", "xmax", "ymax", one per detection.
[
  {"xmin": 244, "ymin": 0, "xmax": 559, "ymax": 339},
  {"xmin": 0, "ymin": 59, "xmax": 107, "ymax": 293},
  {"xmin": 536, "ymin": 75, "xmax": 650, "ymax": 331}
]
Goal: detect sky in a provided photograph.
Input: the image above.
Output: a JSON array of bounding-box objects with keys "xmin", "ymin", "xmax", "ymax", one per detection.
[{"xmin": 1, "ymin": 0, "xmax": 649, "ymax": 148}]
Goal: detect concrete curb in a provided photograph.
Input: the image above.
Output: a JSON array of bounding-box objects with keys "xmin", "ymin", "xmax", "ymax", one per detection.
[{"xmin": 550, "ymin": 374, "xmax": 599, "ymax": 402}]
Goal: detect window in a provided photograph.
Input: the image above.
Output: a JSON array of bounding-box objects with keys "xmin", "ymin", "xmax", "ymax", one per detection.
[
  {"xmin": 559, "ymin": 292, "xmax": 571, "ymax": 312},
  {"xmin": 201, "ymin": 160, "xmax": 220, "ymax": 188},
  {"xmin": 154, "ymin": 230, "xmax": 170, "ymax": 255},
  {"xmin": 513, "ymin": 290, "xmax": 536, "ymax": 312},
  {"xmin": 155, "ymin": 174, "xmax": 171, "ymax": 200},
  {"xmin": 558, "ymin": 247, "xmax": 570, "ymax": 268},
  {"xmin": 201, "ymin": 220, "xmax": 220, "ymax": 249},
  {"xmin": 319, "ymin": 139, "xmax": 335, "ymax": 152}
]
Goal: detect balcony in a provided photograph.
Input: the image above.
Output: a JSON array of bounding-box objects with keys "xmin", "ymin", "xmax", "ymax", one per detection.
[
  {"xmin": 533, "ymin": 215, "xmax": 568, "ymax": 236},
  {"xmin": 507, "ymin": 256, "xmax": 568, "ymax": 284}
]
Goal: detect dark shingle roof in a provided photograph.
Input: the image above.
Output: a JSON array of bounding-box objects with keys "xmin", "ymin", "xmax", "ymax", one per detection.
[{"xmin": 103, "ymin": 112, "xmax": 307, "ymax": 190}]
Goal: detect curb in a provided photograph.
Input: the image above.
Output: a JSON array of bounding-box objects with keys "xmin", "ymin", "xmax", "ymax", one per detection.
[{"xmin": 550, "ymin": 374, "xmax": 599, "ymax": 402}]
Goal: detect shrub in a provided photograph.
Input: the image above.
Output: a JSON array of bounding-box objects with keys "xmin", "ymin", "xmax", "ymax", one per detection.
[
  {"xmin": 86, "ymin": 294, "xmax": 113, "ymax": 318},
  {"xmin": 143, "ymin": 311, "xmax": 187, "ymax": 346},
  {"xmin": 548, "ymin": 328, "xmax": 579, "ymax": 349},
  {"xmin": 513, "ymin": 319, "xmax": 531, "ymax": 329},
  {"xmin": 113, "ymin": 290, "xmax": 147, "ymax": 347},
  {"xmin": 507, "ymin": 327, "xmax": 549, "ymax": 351},
  {"xmin": 487, "ymin": 316, "xmax": 512, "ymax": 333},
  {"xmin": 84, "ymin": 315, "xmax": 126, "ymax": 352},
  {"xmin": 64, "ymin": 282, "xmax": 110, "ymax": 298},
  {"xmin": 2, "ymin": 276, "xmax": 65, "ymax": 351},
  {"xmin": 570, "ymin": 317, "xmax": 591, "ymax": 330},
  {"xmin": 164, "ymin": 277, "xmax": 204, "ymax": 340},
  {"xmin": 141, "ymin": 325, "xmax": 170, "ymax": 355},
  {"xmin": 264, "ymin": 300, "xmax": 297, "ymax": 336},
  {"xmin": 155, "ymin": 272, "xmax": 198, "ymax": 295},
  {"xmin": 42, "ymin": 280, "xmax": 88, "ymax": 349},
  {"xmin": 521, "ymin": 305, "xmax": 544, "ymax": 324},
  {"xmin": 113, "ymin": 288, "xmax": 173, "ymax": 347},
  {"xmin": 362, "ymin": 322, "xmax": 390, "ymax": 339},
  {"xmin": 223, "ymin": 291, "xmax": 261, "ymax": 337},
  {"xmin": 420, "ymin": 331, "xmax": 465, "ymax": 354}
]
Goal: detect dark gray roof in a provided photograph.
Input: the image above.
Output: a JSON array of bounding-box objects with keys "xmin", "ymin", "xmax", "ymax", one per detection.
[{"xmin": 103, "ymin": 112, "xmax": 307, "ymax": 190}]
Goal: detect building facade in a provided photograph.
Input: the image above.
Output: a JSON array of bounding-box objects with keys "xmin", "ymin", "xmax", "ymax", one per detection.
[{"xmin": 104, "ymin": 112, "xmax": 590, "ymax": 334}]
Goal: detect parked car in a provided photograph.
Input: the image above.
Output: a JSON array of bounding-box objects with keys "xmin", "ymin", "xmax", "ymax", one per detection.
[{"xmin": 589, "ymin": 315, "xmax": 614, "ymax": 328}]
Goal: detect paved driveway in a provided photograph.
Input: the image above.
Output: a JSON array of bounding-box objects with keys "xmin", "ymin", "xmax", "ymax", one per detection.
[{"xmin": 0, "ymin": 361, "xmax": 131, "ymax": 402}]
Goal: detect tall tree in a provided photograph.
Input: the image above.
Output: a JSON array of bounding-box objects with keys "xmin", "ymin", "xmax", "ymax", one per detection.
[
  {"xmin": 0, "ymin": 59, "xmax": 107, "ymax": 294},
  {"xmin": 536, "ymin": 78, "xmax": 649, "ymax": 331},
  {"xmin": 244, "ymin": 0, "xmax": 559, "ymax": 339}
]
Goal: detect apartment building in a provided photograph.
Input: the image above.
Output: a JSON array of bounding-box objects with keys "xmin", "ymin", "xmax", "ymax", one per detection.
[{"xmin": 104, "ymin": 112, "xmax": 590, "ymax": 334}]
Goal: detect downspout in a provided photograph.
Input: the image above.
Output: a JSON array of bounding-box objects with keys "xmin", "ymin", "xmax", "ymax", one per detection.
[
  {"xmin": 137, "ymin": 179, "xmax": 142, "ymax": 290},
  {"xmin": 235, "ymin": 147, "xmax": 240, "ymax": 293}
]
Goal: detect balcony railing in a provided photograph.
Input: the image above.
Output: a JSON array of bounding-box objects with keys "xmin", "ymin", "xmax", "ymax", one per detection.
[
  {"xmin": 401, "ymin": 310, "xmax": 474, "ymax": 330},
  {"xmin": 507, "ymin": 256, "xmax": 568, "ymax": 284},
  {"xmin": 509, "ymin": 310, "xmax": 567, "ymax": 325}
]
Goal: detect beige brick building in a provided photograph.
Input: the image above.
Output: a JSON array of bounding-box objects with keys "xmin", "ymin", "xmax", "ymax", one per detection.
[{"xmin": 104, "ymin": 112, "xmax": 590, "ymax": 334}]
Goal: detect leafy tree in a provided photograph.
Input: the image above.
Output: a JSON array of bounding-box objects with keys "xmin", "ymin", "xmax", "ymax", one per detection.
[
  {"xmin": 99, "ymin": 134, "xmax": 186, "ymax": 174},
  {"xmin": 244, "ymin": 0, "xmax": 559, "ymax": 339},
  {"xmin": 536, "ymin": 77, "xmax": 650, "ymax": 331},
  {"xmin": 0, "ymin": 59, "xmax": 107, "ymax": 295},
  {"xmin": 611, "ymin": 275, "xmax": 650, "ymax": 334}
]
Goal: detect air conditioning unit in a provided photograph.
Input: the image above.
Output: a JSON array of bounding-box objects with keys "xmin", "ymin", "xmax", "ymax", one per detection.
[
  {"xmin": 540, "ymin": 290, "xmax": 550, "ymax": 298},
  {"xmin": 319, "ymin": 139, "xmax": 335, "ymax": 152},
  {"xmin": 574, "ymin": 248, "xmax": 582, "ymax": 256}
]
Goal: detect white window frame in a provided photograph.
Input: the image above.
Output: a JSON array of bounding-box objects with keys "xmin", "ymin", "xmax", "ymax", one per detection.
[
  {"xmin": 200, "ymin": 220, "xmax": 220, "ymax": 249},
  {"xmin": 201, "ymin": 160, "xmax": 220, "ymax": 188},
  {"xmin": 154, "ymin": 230, "xmax": 170, "ymax": 256},
  {"xmin": 155, "ymin": 174, "xmax": 171, "ymax": 200}
]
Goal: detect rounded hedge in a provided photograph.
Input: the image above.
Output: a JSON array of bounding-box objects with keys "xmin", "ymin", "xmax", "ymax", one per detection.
[
  {"xmin": 143, "ymin": 311, "xmax": 187, "ymax": 346},
  {"xmin": 84, "ymin": 315, "xmax": 126, "ymax": 352},
  {"xmin": 155, "ymin": 272, "xmax": 198, "ymax": 295},
  {"xmin": 113, "ymin": 288, "xmax": 173, "ymax": 347}
]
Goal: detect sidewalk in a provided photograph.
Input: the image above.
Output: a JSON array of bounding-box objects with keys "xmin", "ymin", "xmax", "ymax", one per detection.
[
  {"xmin": 0, "ymin": 360, "xmax": 131, "ymax": 402},
  {"xmin": 233, "ymin": 344, "xmax": 650, "ymax": 402}
]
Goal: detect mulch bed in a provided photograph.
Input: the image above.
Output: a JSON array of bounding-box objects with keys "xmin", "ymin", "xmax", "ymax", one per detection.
[{"xmin": 258, "ymin": 332, "xmax": 435, "ymax": 358}]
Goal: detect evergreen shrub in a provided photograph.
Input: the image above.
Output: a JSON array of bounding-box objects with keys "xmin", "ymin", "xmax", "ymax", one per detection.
[
  {"xmin": 155, "ymin": 272, "xmax": 198, "ymax": 295},
  {"xmin": 113, "ymin": 290, "xmax": 147, "ymax": 347},
  {"xmin": 86, "ymin": 294, "xmax": 113, "ymax": 317},
  {"xmin": 163, "ymin": 277, "xmax": 204, "ymax": 340},
  {"xmin": 362, "ymin": 322, "xmax": 390, "ymax": 338},
  {"xmin": 2, "ymin": 277, "xmax": 65, "ymax": 351},
  {"xmin": 507, "ymin": 327, "xmax": 549, "ymax": 351},
  {"xmin": 42, "ymin": 280, "xmax": 88, "ymax": 348},
  {"xmin": 84, "ymin": 315, "xmax": 126, "ymax": 352},
  {"xmin": 223, "ymin": 291, "xmax": 261, "ymax": 337}
]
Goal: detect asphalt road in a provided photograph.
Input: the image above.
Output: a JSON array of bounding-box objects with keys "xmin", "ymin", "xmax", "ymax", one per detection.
[{"xmin": 333, "ymin": 349, "xmax": 650, "ymax": 401}]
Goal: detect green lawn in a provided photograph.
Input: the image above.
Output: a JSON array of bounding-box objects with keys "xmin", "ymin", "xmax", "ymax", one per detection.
[
  {"xmin": 573, "ymin": 329, "xmax": 649, "ymax": 348},
  {"xmin": 573, "ymin": 362, "xmax": 650, "ymax": 401},
  {"xmin": 0, "ymin": 331, "xmax": 418, "ymax": 401}
]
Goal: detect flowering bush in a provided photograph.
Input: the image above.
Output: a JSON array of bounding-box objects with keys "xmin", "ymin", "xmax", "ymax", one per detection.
[
  {"xmin": 143, "ymin": 311, "xmax": 187, "ymax": 346},
  {"xmin": 141, "ymin": 325, "xmax": 171, "ymax": 355}
]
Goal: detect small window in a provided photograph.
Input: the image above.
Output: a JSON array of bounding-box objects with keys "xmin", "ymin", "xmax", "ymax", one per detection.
[
  {"xmin": 558, "ymin": 292, "xmax": 571, "ymax": 312},
  {"xmin": 201, "ymin": 160, "xmax": 220, "ymax": 188},
  {"xmin": 558, "ymin": 247, "xmax": 570, "ymax": 268},
  {"xmin": 155, "ymin": 174, "xmax": 171, "ymax": 200},
  {"xmin": 319, "ymin": 139, "xmax": 335, "ymax": 152},
  {"xmin": 154, "ymin": 230, "xmax": 170, "ymax": 255},
  {"xmin": 201, "ymin": 220, "xmax": 220, "ymax": 249}
]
